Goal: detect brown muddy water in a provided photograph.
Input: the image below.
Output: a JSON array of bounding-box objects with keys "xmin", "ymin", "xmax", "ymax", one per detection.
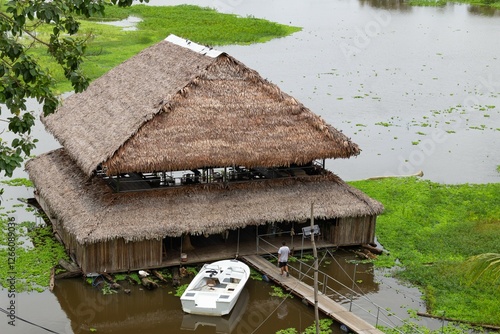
[
  {"xmin": 1, "ymin": 246, "xmax": 434, "ymax": 334},
  {"xmin": 1, "ymin": 0, "xmax": 500, "ymax": 332}
]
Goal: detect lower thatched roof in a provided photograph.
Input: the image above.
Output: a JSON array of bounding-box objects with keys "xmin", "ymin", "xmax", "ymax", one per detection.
[{"xmin": 25, "ymin": 149, "xmax": 383, "ymax": 244}]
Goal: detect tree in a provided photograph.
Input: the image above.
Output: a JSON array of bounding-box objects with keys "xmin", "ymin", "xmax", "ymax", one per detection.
[
  {"xmin": 0, "ymin": 0, "xmax": 147, "ymax": 177},
  {"xmin": 465, "ymin": 253, "xmax": 500, "ymax": 286}
]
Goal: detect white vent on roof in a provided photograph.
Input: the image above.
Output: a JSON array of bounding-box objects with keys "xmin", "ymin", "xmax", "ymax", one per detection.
[{"xmin": 165, "ymin": 34, "xmax": 223, "ymax": 58}]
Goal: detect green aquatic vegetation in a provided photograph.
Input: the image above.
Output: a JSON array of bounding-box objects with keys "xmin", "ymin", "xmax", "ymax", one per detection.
[
  {"xmin": 350, "ymin": 178, "xmax": 500, "ymax": 326},
  {"xmin": 128, "ymin": 272, "xmax": 142, "ymax": 284},
  {"xmin": 300, "ymin": 254, "xmax": 314, "ymax": 261},
  {"xmin": 159, "ymin": 269, "xmax": 172, "ymax": 280},
  {"xmin": 175, "ymin": 283, "xmax": 188, "ymax": 297},
  {"xmin": 375, "ymin": 122, "xmax": 392, "ymax": 127},
  {"xmin": 497, "ymin": 165, "xmax": 500, "ymax": 173},
  {"xmin": 25, "ymin": 4, "xmax": 300, "ymax": 93},
  {"xmin": 346, "ymin": 258, "xmax": 375, "ymax": 265},
  {"xmin": 113, "ymin": 273, "xmax": 128, "ymax": 281},
  {"xmin": 101, "ymin": 283, "xmax": 118, "ymax": 295},
  {"xmin": 411, "ymin": 140, "xmax": 420, "ymax": 145},
  {"xmin": 381, "ymin": 319, "xmax": 485, "ymax": 333},
  {"xmin": 270, "ymin": 285, "xmax": 292, "ymax": 298},
  {"xmin": 277, "ymin": 319, "xmax": 334, "ymax": 334},
  {"xmin": 185, "ymin": 266, "xmax": 198, "ymax": 276},
  {"xmin": 0, "ymin": 220, "xmax": 68, "ymax": 292},
  {"xmin": 1, "ymin": 178, "xmax": 33, "ymax": 187},
  {"xmin": 250, "ymin": 268, "xmax": 263, "ymax": 281}
]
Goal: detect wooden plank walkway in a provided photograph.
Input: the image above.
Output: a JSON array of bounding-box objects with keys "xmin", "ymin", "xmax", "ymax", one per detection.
[{"xmin": 241, "ymin": 255, "xmax": 384, "ymax": 334}]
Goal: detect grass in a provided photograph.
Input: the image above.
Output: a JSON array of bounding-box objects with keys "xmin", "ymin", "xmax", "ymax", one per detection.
[
  {"xmin": 350, "ymin": 177, "xmax": 500, "ymax": 326},
  {"xmin": 23, "ymin": 4, "xmax": 300, "ymax": 93}
]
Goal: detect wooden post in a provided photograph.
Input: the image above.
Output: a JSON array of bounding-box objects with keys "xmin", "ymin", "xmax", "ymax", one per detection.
[
  {"xmin": 311, "ymin": 202, "xmax": 320, "ymax": 334},
  {"xmin": 49, "ymin": 267, "xmax": 55, "ymax": 291},
  {"xmin": 183, "ymin": 233, "xmax": 195, "ymax": 251},
  {"xmin": 236, "ymin": 228, "xmax": 240, "ymax": 258}
]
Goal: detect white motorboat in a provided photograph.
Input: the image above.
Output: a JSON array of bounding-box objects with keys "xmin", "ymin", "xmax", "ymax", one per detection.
[{"xmin": 180, "ymin": 259, "xmax": 250, "ymax": 316}]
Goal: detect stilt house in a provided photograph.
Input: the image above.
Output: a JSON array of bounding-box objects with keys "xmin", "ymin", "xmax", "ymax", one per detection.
[{"xmin": 25, "ymin": 35, "xmax": 383, "ymax": 274}]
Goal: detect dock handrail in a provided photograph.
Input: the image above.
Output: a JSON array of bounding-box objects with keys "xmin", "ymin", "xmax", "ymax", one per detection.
[{"xmin": 256, "ymin": 235, "xmax": 425, "ymax": 333}]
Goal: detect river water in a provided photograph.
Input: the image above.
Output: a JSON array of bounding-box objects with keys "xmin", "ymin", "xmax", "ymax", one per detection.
[
  {"xmin": 148, "ymin": 0, "xmax": 500, "ymax": 184},
  {"xmin": 1, "ymin": 0, "xmax": 499, "ymax": 333}
]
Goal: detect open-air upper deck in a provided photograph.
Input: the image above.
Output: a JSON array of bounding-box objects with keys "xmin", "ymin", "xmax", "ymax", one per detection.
[{"xmin": 99, "ymin": 160, "xmax": 326, "ymax": 193}]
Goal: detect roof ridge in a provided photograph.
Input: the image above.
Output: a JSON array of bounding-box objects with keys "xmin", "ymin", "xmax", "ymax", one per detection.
[{"xmin": 165, "ymin": 34, "xmax": 223, "ymax": 58}]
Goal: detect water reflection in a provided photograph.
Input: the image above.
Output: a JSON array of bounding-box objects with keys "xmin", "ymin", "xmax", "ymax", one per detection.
[
  {"xmin": 294, "ymin": 249, "xmax": 380, "ymax": 301},
  {"xmin": 53, "ymin": 275, "xmax": 330, "ymax": 334},
  {"xmin": 467, "ymin": 4, "xmax": 500, "ymax": 16},
  {"xmin": 181, "ymin": 289, "xmax": 248, "ymax": 333},
  {"xmin": 358, "ymin": 0, "xmax": 412, "ymax": 11},
  {"xmin": 53, "ymin": 278, "xmax": 183, "ymax": 333},
  {"xmin": 358, "ymin": 0, "xmax": 500, "ymax": 17}
]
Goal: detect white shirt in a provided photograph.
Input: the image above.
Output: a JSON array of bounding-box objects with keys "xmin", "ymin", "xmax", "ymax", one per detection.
[{"xmin": 278, "ymin": 245, "xmax": 290, "ymax": 262}]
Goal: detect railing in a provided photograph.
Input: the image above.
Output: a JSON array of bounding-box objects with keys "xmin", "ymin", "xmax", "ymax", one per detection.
[
  {"xmin": 256, "ymin": 234, "xmax": 425, "ymax": 334},
  {"xmin": 99, "ymin": 161, "xmax": 326, "ymax": 193}
]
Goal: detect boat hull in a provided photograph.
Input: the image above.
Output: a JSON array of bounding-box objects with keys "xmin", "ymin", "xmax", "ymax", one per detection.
[{"xmin": 180, "ymin": 259, "xmax": 250, "ymax": 316}]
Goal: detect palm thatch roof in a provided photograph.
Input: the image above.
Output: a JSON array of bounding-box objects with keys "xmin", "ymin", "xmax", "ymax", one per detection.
[
  {"xmin": 42, "ymin": 35, "xmax": 360, "ymax": 177},
  {"xmin": 25, "ymin": 148, "xmax": 383, "ymax": 244}
]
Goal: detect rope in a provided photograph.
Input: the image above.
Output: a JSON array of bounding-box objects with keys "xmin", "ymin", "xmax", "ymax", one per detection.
[
  {"xmin": 324, "ymin": 249, "xmax": 424, "ymax": 333},
  {"xmin": 251, "ymin": 254, "xmax": 318, "ymax": 334},
  {"xmin": 0, "ymin": 307, "xmax": 61, "ymax": 334}
]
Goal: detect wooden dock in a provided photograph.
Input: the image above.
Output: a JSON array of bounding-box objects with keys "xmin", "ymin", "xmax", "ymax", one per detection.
[{"xmin": 241, "ymin": 255, "xmax": 384, "ymax": 334}]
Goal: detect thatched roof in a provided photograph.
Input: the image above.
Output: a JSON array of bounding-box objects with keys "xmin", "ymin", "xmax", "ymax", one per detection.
[
  {"xmin": 25, "ymin": 148, "xmax": 383, "ymax": 244},
  {"xmin": 42, "ymin": 35, "xmax": 360, "ymax": 177}
]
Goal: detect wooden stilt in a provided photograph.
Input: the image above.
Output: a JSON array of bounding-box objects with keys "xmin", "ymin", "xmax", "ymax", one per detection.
[
  {"xmin": 183, "ymin": 234, "xmax": 195, "ymax": 251},
  {"xmin": 49, "ymin": 267, "xmax": 55, "ymax": 291}
]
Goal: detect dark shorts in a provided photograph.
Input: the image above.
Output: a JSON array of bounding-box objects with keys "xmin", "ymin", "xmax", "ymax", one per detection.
[{"xmin": 278, "ymin": 261, "xmax": 288, "ymax": 268}]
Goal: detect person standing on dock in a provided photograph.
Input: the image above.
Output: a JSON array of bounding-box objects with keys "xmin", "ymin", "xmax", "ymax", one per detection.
[{"xmin": 278, "ymin": 241, "xmax": 290, "ymax": 277}]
